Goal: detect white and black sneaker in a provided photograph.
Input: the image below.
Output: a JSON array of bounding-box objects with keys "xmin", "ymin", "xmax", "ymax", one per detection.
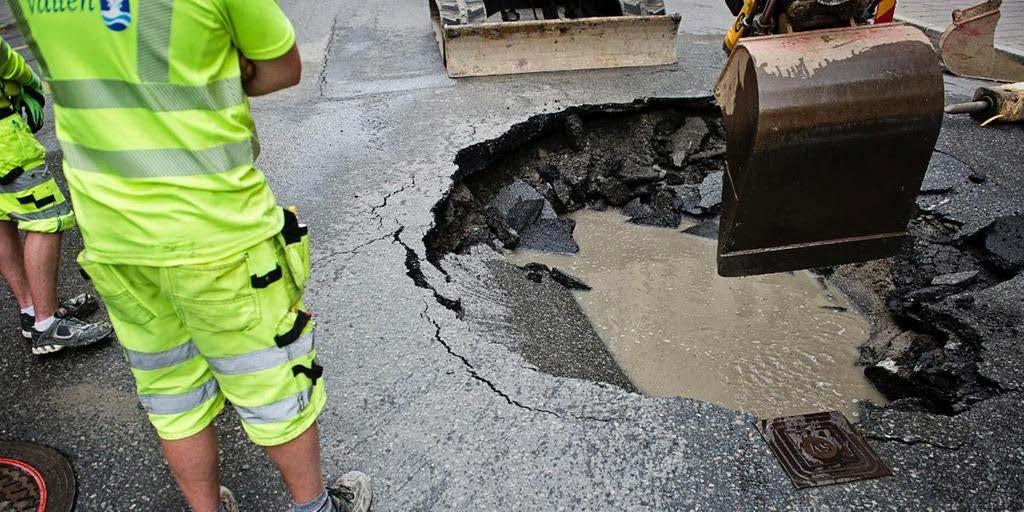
[
  {"xmin": 19, "ymin": 293, "xmax": 101, "ymax": 341},
  {"xmin": 20, "ymin": 312, "xmax": 34, "ymax": 339},
  {"xmin": 30, "ymin": 316, "xmax": 112, "ymax": 355}
]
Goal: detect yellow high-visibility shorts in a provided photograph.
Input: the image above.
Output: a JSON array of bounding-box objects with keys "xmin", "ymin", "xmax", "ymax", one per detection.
[
  {"xmin": 78, "ymin": 211, "xmax": 325, "ymax": 446},
  {"xmin": 0, "ymin": 114, "xmax": 74, "ymax": 233}
]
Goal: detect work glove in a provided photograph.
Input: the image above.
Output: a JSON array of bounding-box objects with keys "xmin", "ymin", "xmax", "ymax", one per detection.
[{"xmin": 17, "ymin": 74, "xmax": 45, "ymax": 133}]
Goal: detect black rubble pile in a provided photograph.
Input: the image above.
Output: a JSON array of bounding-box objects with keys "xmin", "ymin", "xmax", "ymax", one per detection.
[
  {"xmin": 424, "ymin": 100, "xmax": 726, "ymax": 258},
  {"xmin": 862, "ymin": 213, "xmax": 1024, "ymax": 414}
]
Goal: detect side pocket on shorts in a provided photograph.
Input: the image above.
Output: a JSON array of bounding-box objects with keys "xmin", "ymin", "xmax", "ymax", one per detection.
[
  {"xmin": 279, "ymin": 208, "xmax": 311, "ymax": 294},
  {"xmin": 77, "ymin": 259, "xmax": 155, "ymax": 325},
  {"xmin": 173, "ymin": 253, "xmax": 260, "ymax": 333},
  {"xmin": 0, "ymin": 115, "xmax": 45, "ymax": 175}
]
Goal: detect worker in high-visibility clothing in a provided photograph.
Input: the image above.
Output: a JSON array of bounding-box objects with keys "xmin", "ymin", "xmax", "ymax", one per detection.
[
  {"xmin": 9, "ymin": 1, "xmax": 371, "ymax": 511},
  {"xmin": 0, "ymin": 37, "xmax": 112, "ymax": 355}
]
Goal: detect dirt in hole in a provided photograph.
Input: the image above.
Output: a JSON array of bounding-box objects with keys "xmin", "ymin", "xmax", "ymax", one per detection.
[{"xmin": 427, "ymin": 98, "xmax": 1021, "ymax": 416}]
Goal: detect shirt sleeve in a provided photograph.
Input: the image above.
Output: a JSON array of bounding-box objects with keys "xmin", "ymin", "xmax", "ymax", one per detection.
[
  {"xmin": 222, "ymin": 0, "xmax": 296, "ymax": 61},
  {"xmin": 0, "ymin": 38, "xmax": 37, "ymax": 86}
]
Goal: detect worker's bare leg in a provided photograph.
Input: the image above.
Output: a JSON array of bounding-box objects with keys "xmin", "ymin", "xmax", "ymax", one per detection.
[
  {"xmin": 23, "ymin": 231, "xmax": 61, "ymax": 320},
  {"xmin": 0, "ymin": 221, "xmax": 31, "ymax": 308},
  {"xmin": 161, "ymin": 426, "xmax": 223, "ymax": 512},
  {"xmin": 263, "ymin": 423, "xmax": 327, "ymax": 504}
]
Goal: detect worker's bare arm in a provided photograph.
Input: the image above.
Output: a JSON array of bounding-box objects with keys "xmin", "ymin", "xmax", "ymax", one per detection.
[{"xmin": 240, "ymin": 44, "xmax": 301, "ymax": 97}]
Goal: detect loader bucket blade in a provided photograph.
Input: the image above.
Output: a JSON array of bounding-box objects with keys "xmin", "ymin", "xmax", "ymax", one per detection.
[
  {"xmin": 713, "ymin": 24, "xmax": 943, "ymax": 277},
  {"xmin": 938, "ymin": 0, "xmax": 1024, "ymax": 83}
]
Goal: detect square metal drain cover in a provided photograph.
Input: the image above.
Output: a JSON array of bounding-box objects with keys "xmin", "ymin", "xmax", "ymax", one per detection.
[{"xmin": 756, "ymin": 411, "xmax": 891, "ymax": 489}]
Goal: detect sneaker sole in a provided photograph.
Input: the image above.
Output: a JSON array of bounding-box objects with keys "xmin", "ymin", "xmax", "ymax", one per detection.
[
  {"xmin": 21, "ymin": 330, "xmax": 31, "ymax": 340},
  {"xmin": 32, "ymin": 344, "xmax": 65, "ymax": 355}
]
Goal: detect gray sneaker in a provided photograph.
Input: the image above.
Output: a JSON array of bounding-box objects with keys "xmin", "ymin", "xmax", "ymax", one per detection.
[
  {"xmin": 220, "ymin": 486, "xmax": 239, "ymax": 512},
  {"xmin": 19, "ymin": 292, "xmax": 102, "ymax": 340},
  {"xmin": 56, "ymin": 292, "xmax": 100, "ymax": 320},
  {"xmin": 328, "ymin": 471, "xmax": 372, "ymax": 512},
  {"xmin": 31, "ymin": 316, "xmax": 112, "ymax": 355}
]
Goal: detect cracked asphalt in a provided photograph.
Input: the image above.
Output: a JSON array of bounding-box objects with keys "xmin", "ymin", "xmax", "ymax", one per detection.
[{"xmin": 2, "ymin": 0, "xmax": 1023, "ymax": 510}]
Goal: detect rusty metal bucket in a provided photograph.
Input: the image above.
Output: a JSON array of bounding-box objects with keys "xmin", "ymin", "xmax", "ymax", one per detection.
[
  {"xmin": 713, "ymin": 24, "xmax": 944, "ymax": 277},
  {"xmin": 938, "ymin": 0, "xmax": 1024, "ymax": 83}
]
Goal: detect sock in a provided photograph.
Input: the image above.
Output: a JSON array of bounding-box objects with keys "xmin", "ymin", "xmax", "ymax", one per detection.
[
  {"xmin": 33, "ymin": 315, "xmax": 56, "ymax": 333},
  {"xmin": 293, "ymin": 489, "xmax": 335, "ymax": 512},
  {"xmin": 20, "ymin": 305, "xmax": 34, "ymax": 316}
]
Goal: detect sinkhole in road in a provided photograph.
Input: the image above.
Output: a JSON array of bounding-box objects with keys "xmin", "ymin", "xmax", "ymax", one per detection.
[
  {"xmin": 427, "ymin": 98, "xmax": 886, "ymax": 419},
  {"xmin": 508, "ymin": 210, "xmax": 886, "ymax": 419}
]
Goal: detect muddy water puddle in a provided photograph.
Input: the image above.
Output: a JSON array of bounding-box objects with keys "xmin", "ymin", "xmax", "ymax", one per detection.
[{"xmin": 510, "ymin": 210, "xmax": 886, "ymax": 419}]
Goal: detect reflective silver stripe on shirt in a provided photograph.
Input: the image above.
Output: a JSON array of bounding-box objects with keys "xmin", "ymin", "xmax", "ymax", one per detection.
[
  {"xmin": 124, "ymin": 342, "xmax": 200, "ymax": 371},
  {"xmin": 8, "ymin": 200, "xmax": 70, "ymax": 221},
  {"xmin": 234, "ymin": 387, "xmax": 313, "ymax": 425},
  {"xmin": 139, "ymin": 378, "xmax": 219, "ymax": 415},
  {"xmin": 137, "ymin": 0, "xmax": 174, "ymax": 82},
  {"xmin": 0, "ymin": 164, "xmax": 52, "ymax": 194},
  {"xmin": 50, "ymin": 78, "xmax": 245, "ymax": 112},
  {"xmin": 61, "ymin": 139, "xmax": 255, "ymax": 178},
  {"xmin": 208, "ymin": 333, "xmax": 315, "ymax": 376}
]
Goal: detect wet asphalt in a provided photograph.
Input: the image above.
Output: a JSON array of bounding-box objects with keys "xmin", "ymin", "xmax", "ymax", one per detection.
[{"xmin": 1, "ymin": 0, "xmax": 1023, "ymax": 510}]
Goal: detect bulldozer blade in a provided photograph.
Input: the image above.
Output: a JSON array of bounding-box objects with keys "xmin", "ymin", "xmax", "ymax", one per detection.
[
  {"xmin": 713, "ymin": 24, "xmax": 943, "ymax": 277},
  {"xmin": 429, "ymin": 0, "xmax": 680, "ymax": 77},
  {"xmin": 938, "ymin": 0, "xmax": 1024, "ymax": 83}
]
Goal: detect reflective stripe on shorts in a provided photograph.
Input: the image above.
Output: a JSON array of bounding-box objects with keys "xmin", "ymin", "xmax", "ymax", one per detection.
[
  {"xmin": 125, "ymin": 342, "xmax": 200, "ymax": 371},
  {"xmin": 0, "ymin": 164, "xmax": 51, "ymax": 194},
  {"xmin": 207, "ymin": 332, "xmax": 315, "ymax": 375},
  {"xmin": 7, "ymin": 200, "xmax": 71, "ymax": 221},
  {"xmin": 139, "ymin": 378, "xmax": 220, "ymax": 415},
  {"xmin": 234, "ymin": 387, "xmax": 312, "ymax": 425}
]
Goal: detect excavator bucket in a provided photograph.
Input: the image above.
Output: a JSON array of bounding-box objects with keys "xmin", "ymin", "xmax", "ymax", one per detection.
[
  {"xmin": 713, "ymin": 24, "xmax": 943, "ymax": 277},
  {"xmin": 938, "ymin": 0, "xmax": 1024, "ymax": 83}
]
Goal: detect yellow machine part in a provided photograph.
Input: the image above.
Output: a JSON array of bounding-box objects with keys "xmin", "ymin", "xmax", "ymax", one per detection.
[
  {"xmin": 723, "ymin": 0, "xmax": 757, "ymax": 53},
  {"xmin": 724, "ymin": 0, "xmax": 895, "ymax": 53}
]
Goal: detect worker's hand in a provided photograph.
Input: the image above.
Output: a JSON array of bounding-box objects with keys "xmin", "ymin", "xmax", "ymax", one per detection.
[
  {"xmin": 18, "ymin": 74, "xmax": 45, "ymax": 133},
  {"xmin": 239, "ymin": 53, "xmax": 256, "ymax": 86}
]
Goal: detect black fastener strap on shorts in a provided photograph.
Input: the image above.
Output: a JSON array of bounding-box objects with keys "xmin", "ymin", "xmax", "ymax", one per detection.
[
  {"xmin": 282, "ymin": 208, "xmax": 308, "ymax": 244},
  {"xmin": 16, "ymin": 193, "xmax": 55, "ymax": 208},
  {"xmin": 291, "ymin": 362, "xmax": 324, "ymax": 386},
  {"xmin": 275, "ymin": 310, "xmax": 311, "ymax": 348},
  {"xmin": 250, "ymin": 265, "xmax": 283, "ymax": 289},
  {"xmin": 0, "ymin": 166, "xmax": 24, "ymax": 186}
]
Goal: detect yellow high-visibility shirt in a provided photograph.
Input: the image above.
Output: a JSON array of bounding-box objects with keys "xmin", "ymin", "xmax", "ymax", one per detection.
[{"xmin": 11, "ymin": 0, "xmax": 296, "ymax": 265}]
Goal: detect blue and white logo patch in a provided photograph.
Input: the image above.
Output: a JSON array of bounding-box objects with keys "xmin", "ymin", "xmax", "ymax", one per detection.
[{"xmin": 100, "ymin": 0, "xmax": 131, "ymax": 32}]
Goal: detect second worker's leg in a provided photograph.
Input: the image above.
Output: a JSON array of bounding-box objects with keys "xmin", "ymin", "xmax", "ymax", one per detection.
[
  {"xmin": 0, "ymin": 221, "xmax": 32, "ymax": 308},
  {"xmin": 23, "ymin": 230, "xmax": 60, "ymax": 321},
  {"xmin": 161, "ymin": 425, "xmax": 224, "ymax": 512}
]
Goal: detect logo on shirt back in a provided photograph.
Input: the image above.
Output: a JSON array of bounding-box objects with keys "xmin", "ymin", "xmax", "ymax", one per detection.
[{"xmin": 100, "ymin": 0, "xmax": 130, "ymax": 31}]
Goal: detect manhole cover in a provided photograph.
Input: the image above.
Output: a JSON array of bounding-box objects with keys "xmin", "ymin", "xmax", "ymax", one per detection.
[
  {"xmin": 0, "ymin": 441, "xmax": 76, "ymax": 512},
  {"xmin": 756, "ymin": 411, "xmax": 891, "ymax": 489}
]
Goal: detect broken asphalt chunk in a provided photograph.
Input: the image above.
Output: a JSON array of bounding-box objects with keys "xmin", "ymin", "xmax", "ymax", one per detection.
[
  {"xmin": 698, "ymin": 171, "xmax": 723, "ymax": 211},
  {"xmin": 519, "ymin": 218, "xmax": 579, "ymax": 254},
  {"xmin": 682, "ymin": 218, "xmax": 719, "ymax": 240},
  {"xmin": 979, "ymin": 214, "xmax": 1024, "ymax": 275},
  {"xmin": 491, "ymin": 179, "xmax": 546, "ymax": 233},
  {"xmin": 548, "ymin": 268, "xmax": 591, "ymax": 291},
  {"xmin": 930, "ymin": 270, "xmax": 979, "ymax": 288}
]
